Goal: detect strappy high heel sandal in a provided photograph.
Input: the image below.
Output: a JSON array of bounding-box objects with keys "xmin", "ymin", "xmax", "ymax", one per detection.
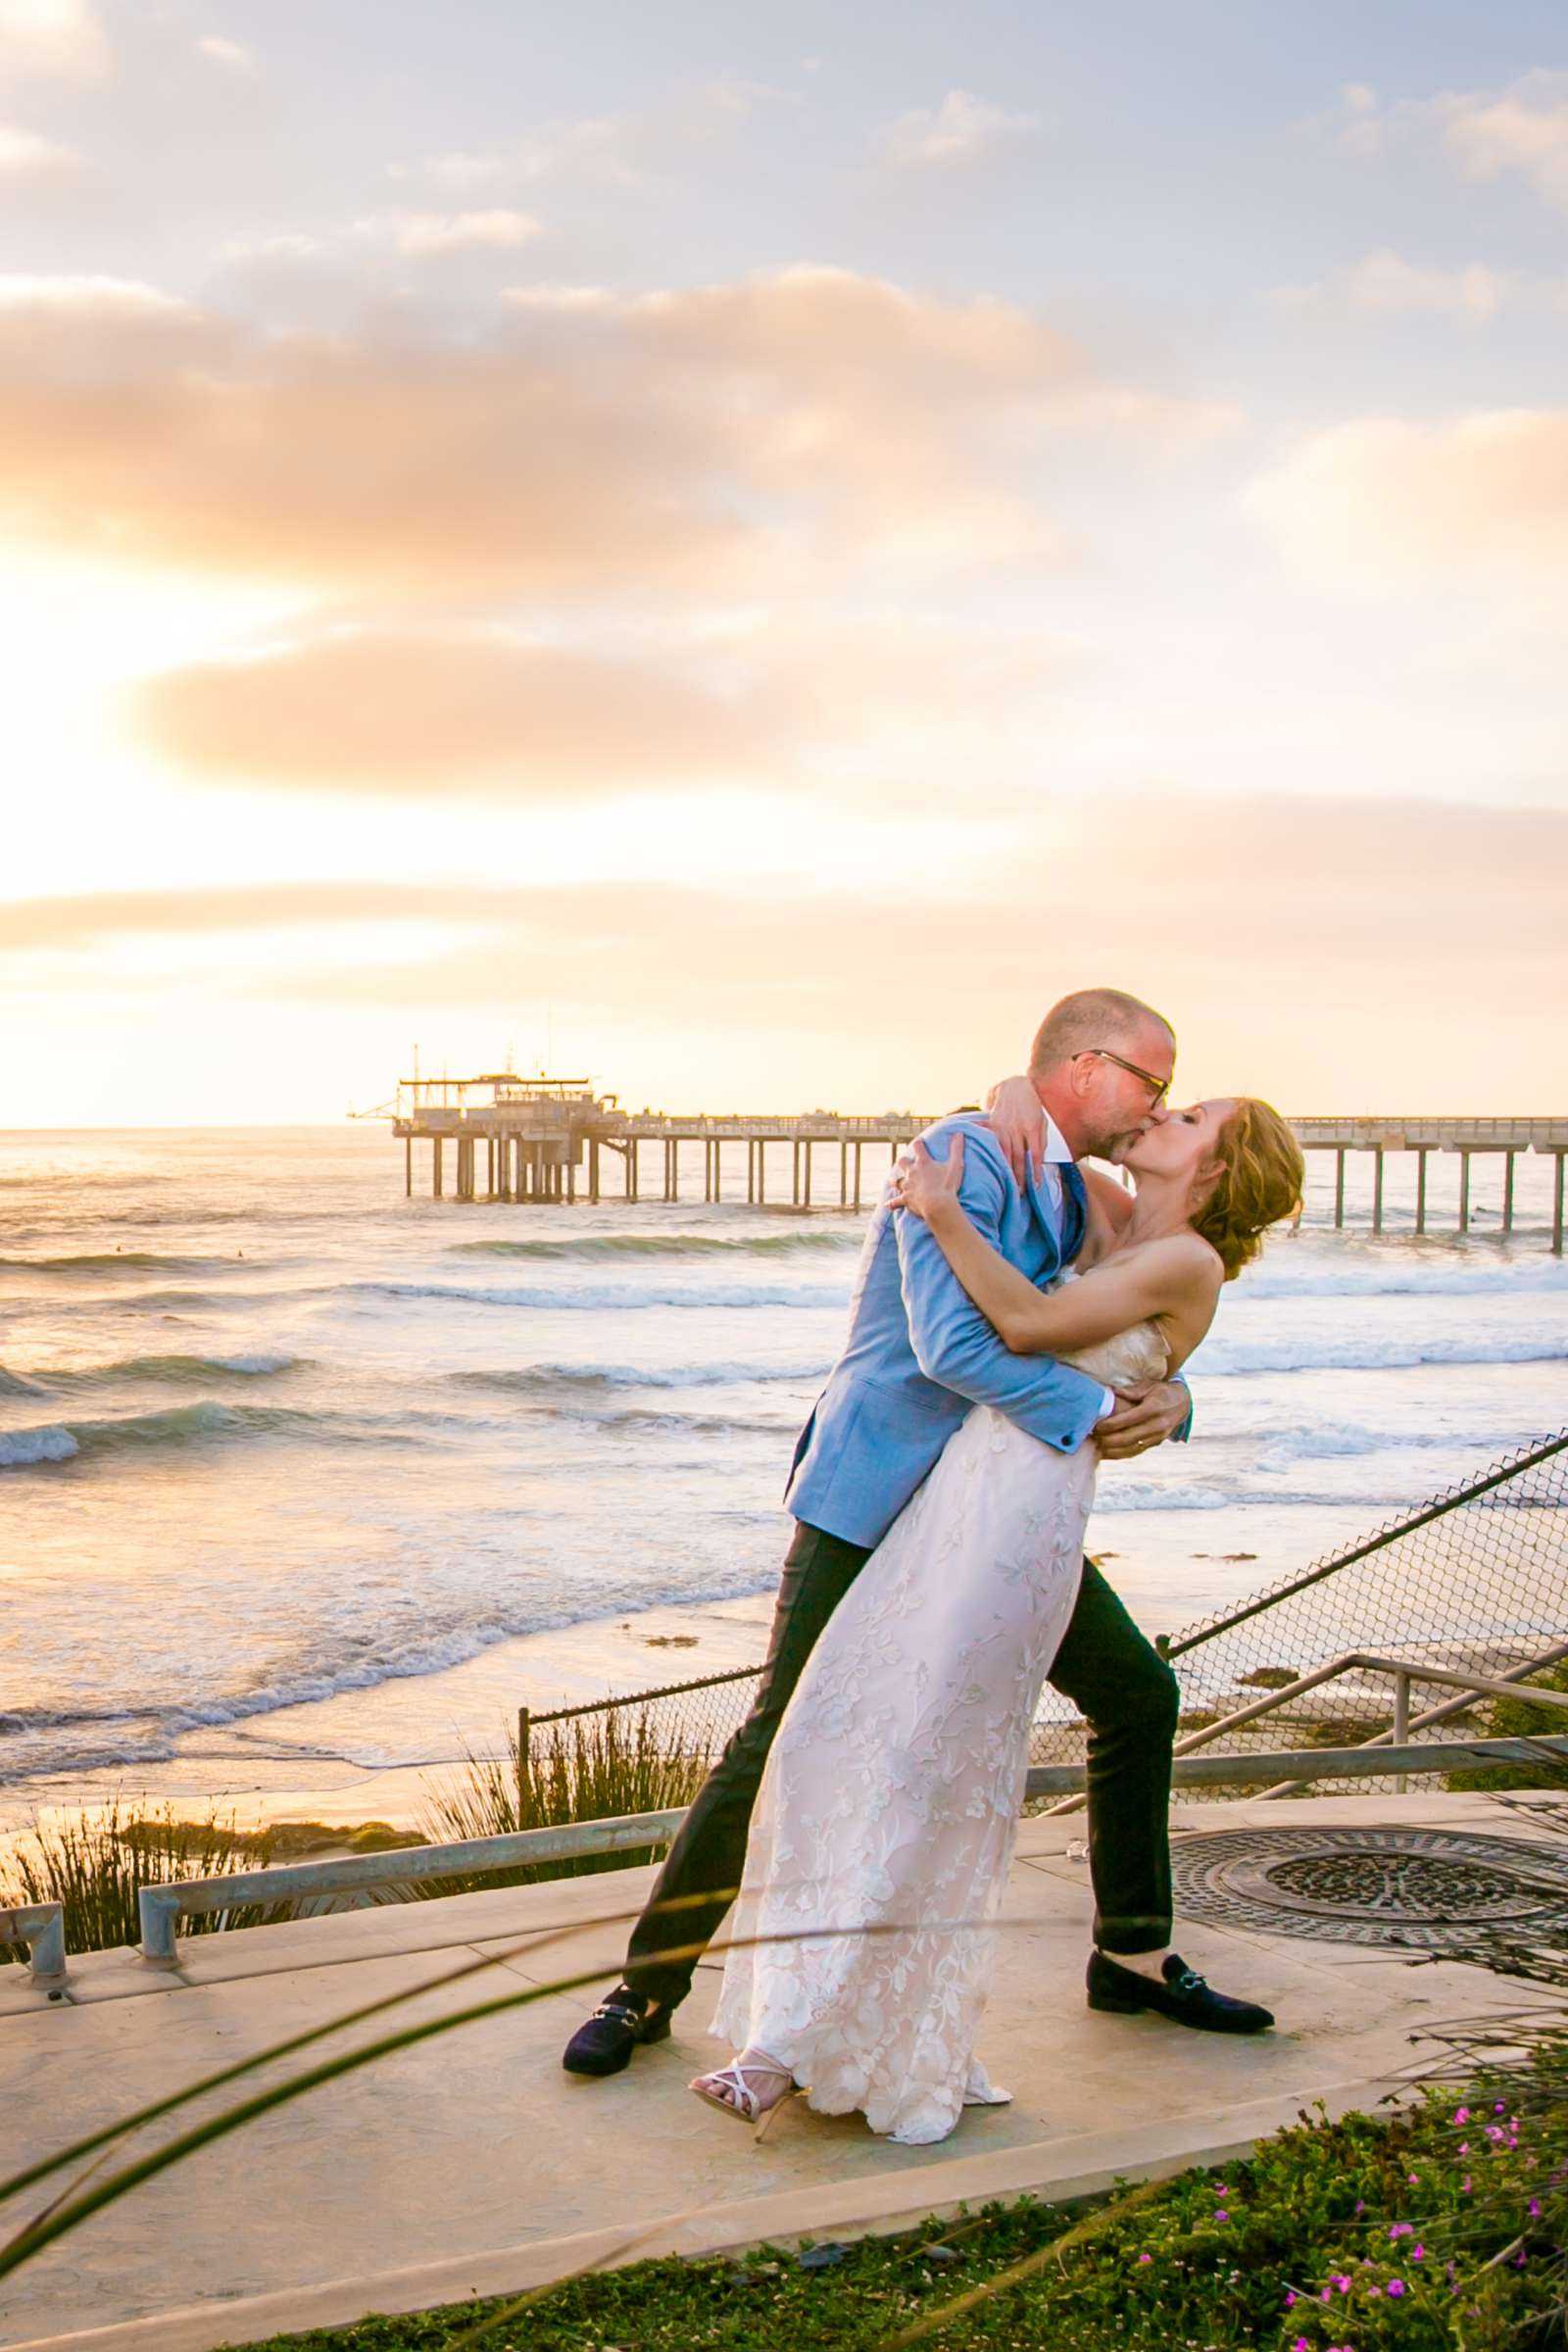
[{"xmin": 688, "ymin": 2047, "xmax": 801, "ymax": 2141}]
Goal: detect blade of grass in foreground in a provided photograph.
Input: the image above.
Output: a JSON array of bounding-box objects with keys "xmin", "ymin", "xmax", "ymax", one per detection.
[{"xmin": 0, "ymin": 1911, "xmax": 965, "ymax": 2284}]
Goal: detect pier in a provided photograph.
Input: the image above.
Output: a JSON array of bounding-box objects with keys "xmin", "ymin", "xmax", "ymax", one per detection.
[
  {"xmin": 385, "ymin": 1081, "xmax": 1568, "ymax": 1250},
  {"xmin": 388, "ymin": 1075, "xmax": 937, "ymax": 1213}
]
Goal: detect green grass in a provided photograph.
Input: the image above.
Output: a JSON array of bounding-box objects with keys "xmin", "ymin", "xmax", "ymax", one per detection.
[
  {"xmin": 413, "ymin": 1707, "xmax": 715, "ymax": 1892},
  {"xmin": 0, "ymin": 1800, "xmax": 288, "ymax": 1959},
  {"xmin": 217, "ymin": 2065, "xmax": 1568, "ymax": 2351}
]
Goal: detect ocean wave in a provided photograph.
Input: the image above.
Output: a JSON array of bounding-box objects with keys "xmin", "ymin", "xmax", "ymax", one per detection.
[
  {"xmin": 357, "ymin": 1279, "xmax": 849, "ymax": 1312},
  {"xmin": 449, "ymin": 1358, "xmax": 827, "ymax": 1395},
  {"xmin": 1194, "ymin": 1331, "xmax": 1568, "ymax": 1377},
  {"xmin": 0, "ymin": 1425, "xmax": 79, "ymax": 1466},
  {"xmin": 0, "ymin": 1250, "xmax": 249, "ymax": 1276},
  {"xmin": 448, "ymin": 1228, "xmax": 859, "ymax": 1261},
  {"xmin": 0, "ymin": 1398, "xmax": 416, "ymax": 1468},
  {"xmin": 1240, "ymin": 1249, "xmax": 1568, "ymax": 1302},
  {"xmin": 0, "ymin": 1365, "xmax": 49, "ymax": 1397},
  {"xmin": 48, "ymin": 1351, "xmax": 305, "ymax": 1387}
]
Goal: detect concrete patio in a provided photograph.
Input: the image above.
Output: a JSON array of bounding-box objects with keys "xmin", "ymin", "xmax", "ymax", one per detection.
[{"xmin": 1, "ymin": 1788, "xmax": 1554, "ymax": 2352}]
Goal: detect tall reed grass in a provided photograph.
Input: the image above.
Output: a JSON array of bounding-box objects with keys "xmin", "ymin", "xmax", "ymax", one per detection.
[
  {"xmin": 416, "ymin": 1705, "xmax": 713, "ymax": 1891},
  {"xmin": 0, "ymin": 1801, "xmax": 280, "ymax": 1960}
]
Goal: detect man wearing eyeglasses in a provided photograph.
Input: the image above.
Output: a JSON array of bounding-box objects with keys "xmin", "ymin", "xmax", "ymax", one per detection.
[{"xmin": 564, "ymin": 986, "xmax": 1270, "ymax": 2082}]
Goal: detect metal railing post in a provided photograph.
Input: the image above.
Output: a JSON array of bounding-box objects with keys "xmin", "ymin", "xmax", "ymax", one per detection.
[
  {"xmin": 1, "ymin": 1901, "xmax": 67, "ymax": 1989},
  {"xmin": 139, "ymin": 1888, "xmax": 183, "ymax": 1967},
  {"xmin": 1393, "ymin": 1669, "xmax": 1409, "ymax": 1794}
]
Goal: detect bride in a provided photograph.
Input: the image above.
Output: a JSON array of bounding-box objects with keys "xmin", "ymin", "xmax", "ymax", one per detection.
[{"xmin": 695, "ymin": 1093, "xmax": 1302, "ymax": 2146}]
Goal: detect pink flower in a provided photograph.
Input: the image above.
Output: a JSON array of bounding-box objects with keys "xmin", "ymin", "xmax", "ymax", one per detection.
[
  {"xmin": 1458, "ymin": 2142, "xmax": 1469, "ymax": 2154},
  {"xmin": 1389, "ymin": 2223, "xmax": 1412, "ymax": 2240},
  {"xmin": 1529, "ymin": 2199, "xmax": 1541, "ymax": 2218},
  {"xmin": 1137, "ymin": 2252, "xmax": 1152, "ymax": 2265},
  {"xmin": 1215, "ymin": 2211, "xmax": 1228, "ymax": 2224},
  {"xmin": 1285, "ymin": 2291, "xmax": 1298, "ymax": 2308},
  {"xmin": 1411, "ymin": 2245, "xmax": 1425, "ymax": 2262},
  {"xmin": 1388, "ymin": 2279, "xmax": 1406, "ymax": 2298},
  {"xmin": 1453, "ymin": 2107, "xmax": 1470, "ymax": 2124}
]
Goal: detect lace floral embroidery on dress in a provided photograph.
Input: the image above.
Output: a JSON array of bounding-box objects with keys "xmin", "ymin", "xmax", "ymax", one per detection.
[{"xmin": 711, "ymin": 1304, "xmax": 1167, "ymax": 2145}]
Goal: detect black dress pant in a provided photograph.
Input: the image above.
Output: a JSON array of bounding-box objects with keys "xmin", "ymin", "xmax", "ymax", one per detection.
[{"xmin": 623, "ymin": 1518, "xmax": 1180, "ymax": 2010}]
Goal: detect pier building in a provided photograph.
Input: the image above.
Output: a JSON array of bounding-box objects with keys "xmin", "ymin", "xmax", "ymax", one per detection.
[{"xmin": 384, "ymin": 1078, "xmax": 1568, "ymax": 1250}]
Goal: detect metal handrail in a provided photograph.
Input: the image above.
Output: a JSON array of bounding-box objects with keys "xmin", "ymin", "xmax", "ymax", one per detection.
[
  {"xmin": 137, "ymin": 1809, "xmax": 687, "ymax": 1966},
  {"xmin": 125, "ymin": 1729, "xmax": 1568, "ymax": 1971},
  {"xmin": 126, "ymin": 1654, "xmax": 1568, "ymax": 1971},
  {"xmin": 1, "ymin": 1901, "xmax": 67, "ymax": 1989},
  {"xmin": 1044, "ymin": 1641, "xmax": 1568, "ymax": 1815}
]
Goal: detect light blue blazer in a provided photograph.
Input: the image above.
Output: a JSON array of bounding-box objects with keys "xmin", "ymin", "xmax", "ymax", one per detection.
[{"xmin": 784, "ymin": 1115, "xmax": 1109, "ymax": 1550}]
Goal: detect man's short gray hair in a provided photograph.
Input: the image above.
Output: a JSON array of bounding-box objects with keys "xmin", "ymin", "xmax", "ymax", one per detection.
[{"xmin": 1028, "ymin": 988, "xmax": 1175, "ymax": 1076}]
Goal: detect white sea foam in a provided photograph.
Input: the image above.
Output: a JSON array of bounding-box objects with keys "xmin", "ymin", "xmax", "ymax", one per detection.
[{"xmin": 0, "ymin": 1424, "xmax": 79, "ymax": 1466}]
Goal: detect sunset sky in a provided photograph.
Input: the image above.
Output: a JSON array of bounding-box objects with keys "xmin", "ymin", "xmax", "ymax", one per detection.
[{"xmin": 3, "ymin": 0, "xmax": 1566, "ymax": 1125}]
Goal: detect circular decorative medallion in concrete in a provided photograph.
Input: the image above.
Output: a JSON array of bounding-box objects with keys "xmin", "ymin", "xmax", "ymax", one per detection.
[{"xmin": 1170, "ymin": 1825, "xmax": 1568, "ymax": 1949}]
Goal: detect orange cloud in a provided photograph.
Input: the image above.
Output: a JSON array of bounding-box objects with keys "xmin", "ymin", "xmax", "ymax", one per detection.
[
  {"xmin": 1248, "ymin": 409, "xmax": 1568, "ymax": 595},
  {"xmin": 125, "ymin": 610, "xmax": 1096, "ymax": 796},
  {"xmin": 10, "ymin": 791, "xmax": 1560, "ymax": 990},
  {"xmin": 129, "ymin": 630, "xmax": 762, "ymax": 794},
  {"xmin": 0, "ymin": 266, "xmax": 1236, "ymax": 602}
]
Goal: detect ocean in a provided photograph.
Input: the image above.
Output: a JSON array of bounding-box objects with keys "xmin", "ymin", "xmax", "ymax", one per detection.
[{"xmin": 2, "ymin": 1124, "xmax": 1565, "ymax": 1817}]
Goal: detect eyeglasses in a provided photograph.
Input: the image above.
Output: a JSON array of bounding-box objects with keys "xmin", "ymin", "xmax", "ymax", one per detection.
[{"xmin": 1076, "ymin": 1048, "xmax": 1172, "ymax": 1106}]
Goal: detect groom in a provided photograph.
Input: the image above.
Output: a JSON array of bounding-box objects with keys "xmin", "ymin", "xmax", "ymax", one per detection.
[{"xmin": 564, "ymin": 986, "xmax": 1272, "ymax": 2077}]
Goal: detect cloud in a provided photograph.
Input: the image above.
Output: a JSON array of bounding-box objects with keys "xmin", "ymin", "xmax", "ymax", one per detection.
[
  {"xmin": 123, "ymin": 610, "xmax": 1100, "ymax": 800},
  {"xmin": 197, "ymin": 33, "xmax": 259, "ymax": 74},
  {"xmin": 353, "ymin": 209, "xmax": 543, "ymax": 257},
  {"xmin": 8, "ymin": 795, "xmax": 1561, "ymax": 1047},
  {"xmin": 0, "ymin": 122, "xmax": 87, "ymax": 178},
  {"xmin": 0, "ymin": 264, "xmax": 1233, "ymax": 600},
  {"xmin": 1275, "ymin": 248, "xmax": 1505, "ymax": 319},
  {"xmin": 1248, "ymin": 409, "xmax": 1568, "ymax": 596},
  {"xmin": 0, "ymin": 0, "xmax": 108, "ymax": 82},
  {"xmin": 407, "ymin": 76, "xmax": 785, "ymax": 195},
  {"xmin": 129, "ymin": 629, "xmax": 762, "ymax": 794},
  {"xmin": 1431, "ymin": 68, "xmax": 1568, "ymax": 213},
  {"xmin": 1331, "ymin": 80, "xmax": 1387, "ymax": 157},
  {"xmin": 870, "ymin": 89, "xmax": 1040, "ymax": 171},
  {"xmin": 1324, "ymin": 70, "xmax": 1568, "ymax": 214}
]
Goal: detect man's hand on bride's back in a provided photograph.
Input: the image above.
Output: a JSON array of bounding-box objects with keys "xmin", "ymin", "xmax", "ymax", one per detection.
[
  {"xmin": 1095, "ymin": 1381, "xmax": 1190, "ymax": 1461},
  {"xmin": 981, "ymin": 1074, "xmax": 1047, "ymax": 1190}
]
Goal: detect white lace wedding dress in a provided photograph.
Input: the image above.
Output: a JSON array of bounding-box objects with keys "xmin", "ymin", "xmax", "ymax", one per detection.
[{"xmin": 710, "ymin": 1298, "xmax": 1168, "ymax": 2145}]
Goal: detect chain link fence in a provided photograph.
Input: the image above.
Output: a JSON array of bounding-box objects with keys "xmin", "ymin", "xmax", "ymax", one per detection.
[{"xmin": 522, "ymin": 1430, "xmax": 1568, "ymax": 1807}]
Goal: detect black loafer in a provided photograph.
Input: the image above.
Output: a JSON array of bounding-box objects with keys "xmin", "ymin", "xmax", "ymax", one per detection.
[
  {"xmin": 1087, "ymin": 1949, "xmax": 1274, "ymax": 2034},
  {"xmin": 562, "ymin": 1985, "xmax": 674, "ymax": 2077}
]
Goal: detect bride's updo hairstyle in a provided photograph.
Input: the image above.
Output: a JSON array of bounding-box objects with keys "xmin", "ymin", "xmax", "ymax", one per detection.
[{"xmin": 1191, "ymin": 1100, "xmax": 1304, "ymax": 1281}]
